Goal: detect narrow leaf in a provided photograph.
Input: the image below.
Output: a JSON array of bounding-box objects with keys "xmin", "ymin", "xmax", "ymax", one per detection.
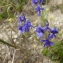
[{"xmin": 0, "ymin": 39, "xmax": 17, "ymax": 48}]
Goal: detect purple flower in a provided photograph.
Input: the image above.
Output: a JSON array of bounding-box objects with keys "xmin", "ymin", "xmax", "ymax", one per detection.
[
  {"xmin": 35, "ymin": 20, "xmax": 58, "ymax": 47},
  {"xmin": 19, "ymin": 14, "xmax": 26, "ymax": 22},
  {"xmin": 47, "ymin": 34, "xmax": 52, "ymax": 39},
  {"xmin": 32, "ymin": 0, "xmax": 44, "ymax": 6},
  {"xmin": 41, "ymin": 39, "xmax": 54, "ymax": 47},
  {"xmin": 36, "ymin": 26, "xmax": 45, "ymax": 38},
  {"xmin": 49, "ymin": 28, "xmax": 58, "ymax": 38},
  {"xmin": 18, "ymin": 26, "xmax": 24, "ymax": 34},
  {"xmin": 35, "ymin": 4, "xmax": 44, "ymax": 16},
  {"xmin": 50, "ymin": 28, "xmax": 58, "ymax": 34},
  {"xmin": 39, "ymin": 0, "xmax": 44, "ymax": 4},
  {"xmin": 24, "ymin": 20, "xmax": 32, "ymax": 27},
  {"xmin": 18, "ymin": 20, "xmax": 32, "ymax": 34},
  {"xmin": 32, "ymin": 0, "xmax": 38, "ymax": 6}
]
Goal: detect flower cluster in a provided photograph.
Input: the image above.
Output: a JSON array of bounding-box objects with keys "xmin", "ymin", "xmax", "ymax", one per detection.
[
  {"xmin": 31, "ymin": 0, "xmax": 58, "ymax": 47},
  {"xmin": 32, "ymin": 0, "xmax": 44, "ymax": 16},
  {"xmin": 32, "ymin": 0, "xmax": 44, "ymax": 6},
  {"xmin": 36, "ymin": 21, "xmax": 58, "ymax": 47},
  {"xmin": 18, "ymin": 0, "xmax": 58, "ymax": 47},
  {"xmin": 19, "ymin": 13, "xmax": 26, "ymax": 23},
  {"xmin": 18, "ymin": 14, "xmax": 32, "ymax": 34}
]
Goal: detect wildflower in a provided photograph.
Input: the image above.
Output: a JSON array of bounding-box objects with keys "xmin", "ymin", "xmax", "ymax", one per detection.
[
  {"xmin": 41, "ymin": 39, "xmax": 54, "ymax": 47},
  {"xmin": 47, "ymin": 34, "xmax": 53, "ymax": 40},
  {"xmin": 50, "ymin": 28, "xmax": 58, "ymax": 34},
  {"xmin": 18, "ymin": 20, "xmax": 32, "ymax": 34},
  {"xmin": 22, "ymin": 21, "xmax": 32, "ymax": 32},
  {"xmin": 32, "ymin": 0, "xmax": 38, "ymax": 6},
  {"xmin": 18, "ymin": 26, "xmax": 24, "ymax": 34},
  {"xmin": 36, "ymin": 26, "xmax": 44, "ymax": 38},
  {"xmin": 39, "ymin": 0, "xmax": 44, "ymax": 4},
  {"xmin": 32, "ymin": 0, "xmax": 44, "ymax": 6},
  {"xmin": 35, "ymin": 4, "xmax": 44, "ymax": 16},
  {"xmin": 49, "ymin": 28, "xmax": 58, "ymax": 38},
  {"xmin": 19, "ymin": 14, "xmax": 26, "ymax": 22},
  {"xmin": 24, "ymin": 20, "xmax": 32, "ymax": 28}
]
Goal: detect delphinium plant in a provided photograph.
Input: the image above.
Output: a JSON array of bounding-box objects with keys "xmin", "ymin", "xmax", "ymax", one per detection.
[
  {"xmin": 16, "ymin": 0, "xmax": 60, "ymax": 63},
  {"xmin": 31, "ymin": 0, "xmax": 58, "ymax": 47},
  {"xmin": 31, "ymin": 0, "xmax": 63, "ymax": 63},
  {"xmin": 17, "ymin": 0, "xmax": 60, "ymax": 63}
]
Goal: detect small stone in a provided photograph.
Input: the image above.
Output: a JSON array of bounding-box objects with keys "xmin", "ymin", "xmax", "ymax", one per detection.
[
  {"xmin": 14, "ymin": 35, "xmax": 18, "ymax": 38},
  {"xmin": 13, "ymin": 39, "xmax": 17, "ymax": 42},
  {"xmin": 29, "ymin": 37, "xmax": 32, "ymax": 40},
  {"xmin": 16, "ymin": 42, "xmax": 19, "ymax": 44},
  {"xmin": 1, "ymin": 45, "xmax": 5, "ymax": 50}
]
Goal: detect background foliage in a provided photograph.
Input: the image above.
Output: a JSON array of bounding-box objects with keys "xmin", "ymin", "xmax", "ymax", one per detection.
[{"xmin": 0, "ymin": 0, "xmax": 26, "ymax": 19}]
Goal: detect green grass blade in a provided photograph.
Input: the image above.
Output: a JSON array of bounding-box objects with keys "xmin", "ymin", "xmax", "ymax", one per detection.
[{"xmin": 0, "ymin": 39, "xmax": 17, "ymax": 48}]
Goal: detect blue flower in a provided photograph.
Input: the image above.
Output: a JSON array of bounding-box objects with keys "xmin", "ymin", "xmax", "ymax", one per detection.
[
  {"xmin": 18, "ymin": 26, "xmax": 24, "ymax": 34},
  {"xmin": 32, "ymin": 0, "xmax": 38, "ymax": 6},
  {"xmin": 41, "ymin": 39, "xmax": 54, "ymax": 47},
  {"xmin": 35, "ymin": 4, "xmax": 44, "ymax": 16},
  {"xmin": 50, "ymin": 28, "xmax": 58, "ymax": 34},
  {"xmin": 22, "ymin": 25, "xmax": 30, "ymax": 32},
  {"xmin": 24, "ymin": 20, "xmax": 32, "ymax": 27},
  {"xmin": 39, "ymin": 0, "xmax": 44, "ymax": 4},
  {"xmin": 49, "ymin": 28, "xmax": 58, "ymax": 38},
  {"xmin": 32, "ymin": 0, "xmax": 44, "ymax": 6},
  {"xmin": 18, "ymin": 20, "xmax": 32, "ymax": 34},
  {"xmin": 36, "ymin": 26, "xmax": 45, "ymax": 38},
  {"xmin": 19, "ymin": 14, "xmax": 26, "ymax": 22},
  {"xmin": 47, "ymin": 34, "xmax": 52, "ymax": 39}
]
